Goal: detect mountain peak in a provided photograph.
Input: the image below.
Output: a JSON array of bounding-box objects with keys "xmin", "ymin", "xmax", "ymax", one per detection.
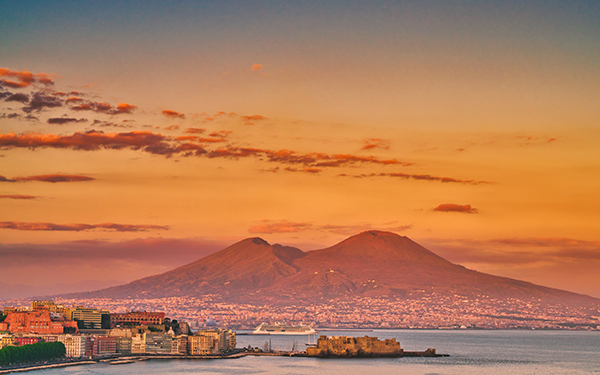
[
  {"xmin": 354, "ymin": 230, "xmax": 401, "ymax": 238},
  {"xmin": 233, "ymin": 237, "xmax": 269, "ymax": 246},
  {"xmin": 250, "ymin": 237, "xmax": 269, "ymax": 246}
]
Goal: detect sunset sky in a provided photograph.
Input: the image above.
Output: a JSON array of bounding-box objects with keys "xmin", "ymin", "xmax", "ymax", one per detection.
[{"xmin": 1, "ymin": 1, "xmax": 600, "ymax": 298}]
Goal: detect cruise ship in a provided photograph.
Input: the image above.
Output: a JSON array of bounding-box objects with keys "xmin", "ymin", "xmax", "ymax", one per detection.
[{"xmin": 252, "ymin": 323, "xmax": 317, "ymax": 335}]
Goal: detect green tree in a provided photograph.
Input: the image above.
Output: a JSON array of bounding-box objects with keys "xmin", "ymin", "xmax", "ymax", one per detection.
[{"xmin": 0, "ymin": 341, "xmax": 66, "ymax": 365}]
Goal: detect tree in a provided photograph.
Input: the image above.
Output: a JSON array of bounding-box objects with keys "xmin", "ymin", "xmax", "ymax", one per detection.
[{"xmin": 0, "ymin": 341, "xmax": 66, "ymax": 365}]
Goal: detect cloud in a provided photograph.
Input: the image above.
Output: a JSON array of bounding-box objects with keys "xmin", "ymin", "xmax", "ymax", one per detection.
[
  {"xmin": 1, "ymin": 130, "xmax": 411, "ymax": 169},
  {"xmin": 208, "ymin": 130, "xmax": 232, "ymax": 138},
  {"xmin": 242, "ymin": 115, "xmax": 266, "ymax": 121},
  {"xmin": 284, "ymin": 167, "xmax": 323, "ymax": 174},
  {"xmin": 164, "ymin": 125, "xmax": 179, "ymax": 130},
  {"xmin": 47, "ymin": 117, "xmax": 87, "ymax": 125},
  {"xmin": 489, "ymin": 238, "xmax": 600, "ymax": 248},
  {"xmin": 0, "ymin": 79, "xmax": 29, "ymax": 88},
  {"xmin": 91, "ymin": 120, "xmax": 133, "ymax": 128},
  {"xmin": 208, "ymin": 146, "xmax": 410, "ymax": 168},
  {"xmin": 341, "ymin": 172, "xmax": 490, "ymax": 185},
  {"xmin": 0, "ymin": 174, "xmax": 94, "ymax": 183},
  {"xmin": 0, "ymin": 130, "xmax": 172, "ymax": 153},
  {"xmin": 0, "ymin": 194, "xmax": 36, "ymax": 199},
  {"xmin": 422, "ymin": 237, "xmax": 600, "ymax": 266},
  {"xmin": 248, "ymin": 220, "xmax": 412, "ymax": 236},
  {"xmin": 0, "ymin": 238, "xmax": 228, "ymax": 281},
  {"xmin": 5, "ymin": 93, "xmax": 29, "ymax": 104},
  {"xmin": 0, "ymin": 221, "xmax": 168, "ymax": 232},
  {"xmin": 175, "ymin": 135, "xmax": 226, "ymax": 143},
  {"xmin": 162, "ymin": 110, "xmax": 185, "ymax": 119},
  {"xmin": 69, "ymin": 100, "xmax": 135, "ymax": 115},
  {"xmin": 249, "ymin": 220, "xmax": 312, "ymax": 234},
  {"xmin": 361, "ymin": 138, "xmax": 390, "ymax": 150},
  {"xmin": 433, "ymin": 204, "xmax": 479, "ymax": 214},
  {"xmin": 184, "ymin": 127, "xmax": 206, "ymax": 134},
  {"xmin": 516, "ymin": 135, "xmax": 558, "ymax": 146},
  {"xmin": 0, "ymin": 68, "xmax": 55, "ymax": 88},
  {"xmin": 0, "ymin": 113, "xmax": 20, "ymax": 119},
  {"xmin": 319, "ymin": 223, "xmax": 413, "ymax": 236},
  {"xmin": 0, "ymin": 69, "xmax": 33, "ymax": 88},
  {"xmin": 251, "ymin": 64, "xmax": 263, "ymax": 70},
  {"xmin": 21, "ymin": 92, "xmax": 63, "ymax": 113},
  {"xmin": 115, "ymin": 102, "xmax": 137, "ymax": 114}
]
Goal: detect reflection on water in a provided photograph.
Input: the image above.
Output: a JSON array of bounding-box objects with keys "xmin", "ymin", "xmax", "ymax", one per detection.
[{"xmin": 31, "ymin": 330, "xmax": 600, "ymax": 375}]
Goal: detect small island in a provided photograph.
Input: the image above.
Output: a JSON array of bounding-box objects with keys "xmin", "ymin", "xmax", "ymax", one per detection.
[{"xmin": 305, "ymin": 335, "xmax": 446, "ymax": 358}]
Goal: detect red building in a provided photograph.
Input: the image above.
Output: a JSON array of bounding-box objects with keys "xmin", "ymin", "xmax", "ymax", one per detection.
[
  {"xmin": 110, "ymin": 311, "xmax": 165, "ymax": 327},
  {"xmin": 14, "ymin": 337, "xmax": 42, "ymax": 346},
  {"xmin": 4, "ymin": 310, "xmax": 78, "ymax": 334},
  {"xmin": 85, "ymin": 336, "xmax": 97, "ymax": 357},
  {"xmin": 97, "ymin": 336, "xmax": 117, "ymax": 354}
]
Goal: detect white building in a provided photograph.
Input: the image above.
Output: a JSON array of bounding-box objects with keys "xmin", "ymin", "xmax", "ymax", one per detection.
[{"xmin": 58, "ymin": 334, "xmax": 86, "ymax": 357}]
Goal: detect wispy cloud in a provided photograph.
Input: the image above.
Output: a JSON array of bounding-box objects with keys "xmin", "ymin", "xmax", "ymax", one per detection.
[
  {"xmin": 69, "ymin": 100, "xmax": 137, "ymax": 115},
  {"xmin": 0, "ymin": 194, "xmax": 36, "ymax": 199},
  {"xmin": 433, "ymin": 203, "xmax": 479, "ymax": 214},
  {"xmin": 162, "ymin": 110, "xmax": 185, "ymax": 119},
  {"xmin": 248, "ymin": 220, "xmax": 313, "ymax": 234},
  {"xmin": 361, "ymin": 138, "xmax": 390, "ymax": 150},
  {"xmin": 0, "ymin": 221, "xmax": 168, "ymax": 232},
  {"xmin": 208, "ymin": 146, "xmax": 410, "ymax": 168},
  {"xmin": 242, "ymin": 115, "xmax": 266, "ymax": 121},
  {"xmin": 248, "ymin": 220, "xmax": 412, "ymax": 236},
  {"xmin": 423, "ymin": 237, "xmax": 600, "ymax": 265},
  {"xmin": 47, "ymin": 117, "xmax": 87, "ymax": 125},
  {"xmin": 516, "ymin": 135, "xmax": 557, "ymax": 146},
  {"xmin": 0, "ymin": 238, "xmax": 227, "ymax": 273},
  {"xmin": 0, "ymin": 130, "xmax": 412, "ymax": 170},
  {"xmin": 341, "ymin": 172, "xmax": 490, "ymax": 185},
  {"xmin": 0, "ymin": 174, "xmax": 94, "ymax": 183}
]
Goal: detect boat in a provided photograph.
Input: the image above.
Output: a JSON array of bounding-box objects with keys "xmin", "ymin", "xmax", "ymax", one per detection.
[{"xmin": 252, "ymin": 323, "xmax": 317, "ymax": 335}]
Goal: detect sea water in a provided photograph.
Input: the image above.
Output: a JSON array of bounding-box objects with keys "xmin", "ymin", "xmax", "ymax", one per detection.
[{"xmin": 32, "ymin": 329, "xmax": 600, "ymax": 374}]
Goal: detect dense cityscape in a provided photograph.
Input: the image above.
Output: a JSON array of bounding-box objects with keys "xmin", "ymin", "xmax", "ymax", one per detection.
[
  {"xmin": 0, "ymin": 299, "xmax": 236, "ymax": 362},
  {"xmin": 44, "ymin": 293, "xmax": 598, "ymax": 331}
]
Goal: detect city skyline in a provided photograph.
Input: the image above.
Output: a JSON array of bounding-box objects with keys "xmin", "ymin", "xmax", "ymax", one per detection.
[{"xmin": 1, "ymin": 1, "xmax": 600, "ymax": 298}]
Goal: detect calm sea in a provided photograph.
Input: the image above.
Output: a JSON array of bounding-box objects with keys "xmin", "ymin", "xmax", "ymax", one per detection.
[{"xmin": 34, "ymin": 329, "xmax": 600, "ymax": 374}]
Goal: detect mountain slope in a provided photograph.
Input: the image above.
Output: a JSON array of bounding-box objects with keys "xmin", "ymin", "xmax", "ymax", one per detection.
[
  {"xmin": 273, "ymin": 231, "xmax": 593, "ymax": 304},
  {"xmin": 84, "ymin": 237, "xmax": 305, "ymax": 298},
  {"xmin": 75, "ymin": 231, "xmax": 598, "ymax": 306}
]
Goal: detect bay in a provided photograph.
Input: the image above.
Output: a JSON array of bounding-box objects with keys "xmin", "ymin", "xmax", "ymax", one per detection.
[{"xmin": 32, "ymin": 329, "xmax": 600, "ymax": 374}]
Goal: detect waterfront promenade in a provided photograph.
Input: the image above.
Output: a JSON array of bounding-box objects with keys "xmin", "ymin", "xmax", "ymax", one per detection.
[{"xmin": 0, "ymin": 351, "xmax": 297, "ymax": 374}]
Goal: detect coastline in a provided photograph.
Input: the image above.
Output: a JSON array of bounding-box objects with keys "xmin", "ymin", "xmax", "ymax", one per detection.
[
  {"xmin": 0, "ymin": 361, "xmax": 96, "ymax": 374},
  {"xmin": 0, "ymin": 351, "xmax": 300, "ymax": 374}
]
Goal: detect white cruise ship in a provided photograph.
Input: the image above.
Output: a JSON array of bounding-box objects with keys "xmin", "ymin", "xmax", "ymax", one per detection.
[{"xmin": 253, "ymin": 323, "xmax": 317, "ymax": 335}]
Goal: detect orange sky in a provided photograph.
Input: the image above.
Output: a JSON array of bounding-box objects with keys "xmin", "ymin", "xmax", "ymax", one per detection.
[{"xmin": 1, "ymin": 1, "xmax": 600, "ymax": 297}]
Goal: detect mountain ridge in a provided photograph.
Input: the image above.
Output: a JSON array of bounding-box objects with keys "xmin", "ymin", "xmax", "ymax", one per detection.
[{"xmin": 69, "ymin": 231, "xmax": 599, "ymax": 306}]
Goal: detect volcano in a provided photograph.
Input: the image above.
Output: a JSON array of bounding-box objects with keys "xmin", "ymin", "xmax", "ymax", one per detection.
[{"xmin": 75, "ymin": 231, "xmax": 598, "ymax": 306}]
